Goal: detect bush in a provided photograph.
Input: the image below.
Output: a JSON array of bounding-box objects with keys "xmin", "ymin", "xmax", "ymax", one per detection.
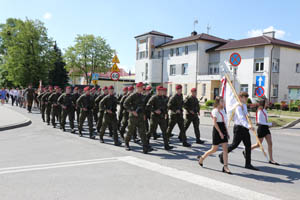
[
  {"xmin": 281, "ymin": 104, "xmax": 289, "ymax": 111},
  {"xmin": 247, "ymin": 98, "xmax": 252, "ymax": 104},
  {"xmin": 205, "ymin": 100, "xmax": 215, "ymax": 107},
  {"xmin": 274, "ymin": 103, "xmax": 281, "ymax": 110},
  {"xmin": 290, "ymin": 106, "xmax": 299, "ymax": 112}
]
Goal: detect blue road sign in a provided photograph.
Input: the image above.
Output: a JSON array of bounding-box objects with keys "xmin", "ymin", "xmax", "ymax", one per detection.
[
  {"xmin": 256, "ymin": 75, "xmax": 265, "ymax": 87},
  {"xmin": 255, "ymin": 86, "xmax": 265, "ymax": 97},
  {"xmin": 92, "ymin": 73, "xmax": 99, "ymax": 80}
]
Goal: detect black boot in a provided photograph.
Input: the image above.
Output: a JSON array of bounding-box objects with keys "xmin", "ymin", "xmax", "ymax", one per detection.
[
  {"xmin": 183, "ymin": 142, "xmax": 191, "ymax": 147},
  {"xmin": 99, "ymin": 137, "xmax": 104, "ymax": 143},
  {"xmin": 78, "ymin": 130, "xmax": 83, "ymax": 137},
  {"xmin": 164, "ymin": 144, "xmax": 174, "ymax": 150},
  {"xmin": 125, "ymin": 142, "xmax": 131, "ymax": 151},
  {"xmin": 196, "ymin": 139, "xmax": 205, "ymax": 144}
]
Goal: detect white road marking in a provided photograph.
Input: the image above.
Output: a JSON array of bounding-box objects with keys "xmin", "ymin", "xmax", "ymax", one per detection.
[
  {"xmin": 118, "ymin": 156, "xmax": 281, "ymax": 200},
  {"xmin": 0, "ymin": 157, "xmax": 121, "ymax": 175}
]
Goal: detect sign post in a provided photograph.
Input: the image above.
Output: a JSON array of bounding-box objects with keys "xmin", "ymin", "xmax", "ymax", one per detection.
[{"xmin": 111, "ymin": 54, "xmax": 121, "ymax": 94}]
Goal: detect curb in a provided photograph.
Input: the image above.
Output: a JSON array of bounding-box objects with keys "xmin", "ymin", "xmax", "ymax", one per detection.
[
  {"xmin": 0, "ymin": 119, "xmax": 32, "ymax": 131},
  {"xmin": 281, "ymin": 118, "xmax": 300, "ymax": 129}
]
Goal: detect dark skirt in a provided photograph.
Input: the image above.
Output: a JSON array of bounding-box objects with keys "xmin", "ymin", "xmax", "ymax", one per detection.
[
  {"xmin": 212, "ymin": 122, "xmax": 228, "ymax": 145},
  {"xmin": 257, "ymin": 124, "xmax": 271, "ymax": 138}
]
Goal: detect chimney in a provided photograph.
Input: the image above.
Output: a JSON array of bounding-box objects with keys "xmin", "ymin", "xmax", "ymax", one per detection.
[
  {"xmin": 263, "ymin": 31, "xmax": 275, "ymax": 38},
  {"xmin": 191, "ymin": 31, "xmax": 197, "ymax": 36}
]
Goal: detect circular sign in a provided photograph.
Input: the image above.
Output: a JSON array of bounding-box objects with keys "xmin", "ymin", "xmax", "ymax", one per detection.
[
  {"xmin": 255, "ymin": 86, "xmax": 265, "ymax": 98},
  {"xmin": 110, "ymin": 71, "xmax": 120, "ymax": 81},
  {"xmin": 230, "ymin": 53, "xmax": 241, "ymax": 67}
]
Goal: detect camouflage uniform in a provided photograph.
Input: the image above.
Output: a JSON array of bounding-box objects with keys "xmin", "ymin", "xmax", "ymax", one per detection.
[
  {"xmin": 37, "ymin": 91, "xmax": 46, "ymax": 122},
  {"xmin": 48, "ymin": 92, "xmax": 61, "ymax": 128},
  {"xmin": 58, "ymin": 93, "xmax": 75, "ymax": 132},
  {"xmin": 42, "ymin": 90, "xmax": 53, "ymax": 125},
  {"xmin": 24, "ymin": 88, "xmax": 35, "ymax": 112}
]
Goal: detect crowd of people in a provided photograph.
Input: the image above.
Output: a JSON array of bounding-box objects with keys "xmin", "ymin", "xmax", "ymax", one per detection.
[{"xmin": 1, "ymin": 82, "xmax": 279, "ymax": 174}]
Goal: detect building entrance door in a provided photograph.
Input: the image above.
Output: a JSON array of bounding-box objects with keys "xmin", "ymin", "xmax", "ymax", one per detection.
[{"xmin": 213, "ymin": 88, "xmax": 219, "ymax": 99}]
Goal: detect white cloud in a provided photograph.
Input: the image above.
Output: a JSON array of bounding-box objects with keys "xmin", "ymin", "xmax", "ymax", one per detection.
[
  {"xmin": 43, "ymin": 12, "xmax": 52, "ymax": 20},
  {"xmin": 247, "ymin": 26, "xmax": 285, "ymax": 39}
]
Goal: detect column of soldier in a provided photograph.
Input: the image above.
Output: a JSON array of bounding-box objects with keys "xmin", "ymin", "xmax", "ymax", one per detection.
[{"xmin": 23, "ymin": 81, "xmax": 279, "ymax": 174}]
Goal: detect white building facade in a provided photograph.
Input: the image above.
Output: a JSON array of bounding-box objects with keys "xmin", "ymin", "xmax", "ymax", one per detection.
[{"xmin": 135, "ymin": 31, "xmax": 300, "ymax": 102}]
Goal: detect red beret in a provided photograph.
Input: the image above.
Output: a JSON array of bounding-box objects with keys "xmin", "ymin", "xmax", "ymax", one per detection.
[
  {"xmin": 176, "ymin": 85, "xmax": 182, "ymax": 90},
  {"xmin": 163, "ymin": 87, "xmax": 167, "ymax": 91},
  {"xmin": 84, "ymin": 86, "xmax": 90, "ymax": 92},
  {"xmin": 123, "ymin": 87, "xmax": 128, "ymax": 91},
  {"xmin": 91, "ymin": 87, "xmax": 96, "ymax": 91},
  {"xmin": 108, "ymin": 85, "xmax": 114, "ymax": 90},
  {"xmin": 156, "ymin": 86, "xmax": 163, "ymax": 91},
  {"xmin": 146, "ymin": 86, "xmax": 152, "ymax": 91},
  {"xmin": 54, "ymin": 86, "xmax": 59, "ymax": 89},
  {"xmin": 66, "ymin": 86, "xmax": 71, "ymax": 89},
  {"xmin": 48, "ymin": 86, "xmax": 53, "ymax": 89},
  {"xmin": 97, "ymin": 88, "xmax": 102, "ymax": 91},
  {"xmin": 136, "ymin": 82, "xmax": 143, "ymax": 87},
  {"xmin": 103, "ymin": 86, "xmax": 108, "ymax": 90},
  {"xmin": 191, "ymin": 88, "xmax": 196, "ymax": 92},
  {"xmin": 128, "ymin": 86, "xmax": 134, "ymax": 91},
  {"xmin": 74, "ymin": 87, "xmax": 78, "ymax": 90}
]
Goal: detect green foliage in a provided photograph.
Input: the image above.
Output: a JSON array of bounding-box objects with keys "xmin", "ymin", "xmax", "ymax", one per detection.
[
  {"xmin": 64, "ymin": 34, "xmax": 114, "ymax": 85},
  {"xmin": 247, "ymin": 98, "xmax": 252, "ymax": 104},
  {"xmin": 0, "ymin": 18, "xmax": 55, "ymax": 87},
  {"xmin": 205, "ymin": 100, "xmax": 215, "ymax": 107},
  {"xmin": 274, "ymin": 103, "xmax": 281, "ymax": 110}
]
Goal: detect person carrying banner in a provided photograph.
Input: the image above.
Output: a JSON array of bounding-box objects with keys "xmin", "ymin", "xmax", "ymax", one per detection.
[{"xmin": 219, "ymin": 92, "xmax": 259, "ymax": 170}]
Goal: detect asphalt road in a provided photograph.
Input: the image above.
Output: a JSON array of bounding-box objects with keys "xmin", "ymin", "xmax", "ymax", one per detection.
[{"xmin": 0, "ymin": 106, "xmax": 299, "ymax": 200}]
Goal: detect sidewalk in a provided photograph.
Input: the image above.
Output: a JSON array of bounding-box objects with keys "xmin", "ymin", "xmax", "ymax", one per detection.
[{"xmin": 0, "ymin": 105, "xmax": 31, "ymax": 131}]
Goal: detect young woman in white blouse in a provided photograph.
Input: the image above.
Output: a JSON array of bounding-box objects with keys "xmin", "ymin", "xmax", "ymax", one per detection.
[
  {"xmin": 250, "ymin": 99, "xmax": 279, "ymax": 165},
  {"xmin": 198, "ymin": 97, "xmax": 232, "ymax": 174}
]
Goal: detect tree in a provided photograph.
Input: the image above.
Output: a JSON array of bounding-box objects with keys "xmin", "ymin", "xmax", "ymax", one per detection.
[
  {"xmin": 0, "ymin": 18, "xmax": 55, "ymax": 87},
  {"xmin": 64, "ymin": 34, "xmax": 114, "ymax": 85},
  {"xmin": 48, "ymin": 42, "xmax": 69, "ymax": 88}
]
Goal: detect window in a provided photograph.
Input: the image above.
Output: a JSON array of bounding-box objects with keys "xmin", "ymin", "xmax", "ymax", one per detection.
[
  {"xmin": 151, "ymin": 51, "xmax": 154, "ymax": 59},
  {"xmin": 170, "ymin": 49, "xmax": 174, "ymax": 57},
  {"xmin": 145, "ymin": 63, "xmax": 148, "ymax": 80},
  {"xmin": 202, "ymin": 84, "xmax": 206, "ymax": 96},
  {"xmin": 158, "ymin": 51, "xmax": 161, "ymax": 58},
  {"xmin": 185, "ymin": 46, "xmax": 188, "ymax": 55},
  {"xmin": 240, "ymin": 84, "xmax": 248, "ymax": 93},
  {"xmin": 208, "ymin": 63, "xmax": 219, "ymax": 75},
  {"xmin": 170, "ymin": 65, "xmax": 176, "ymax": 75},
  {"xmin": 296, "ymin": 63, "xmax": 300, "ymax": 73},
  {"xmin": 176, "ymin": 48, "xmax": 179, "ymax": 56},
  {"xmin": 182, "ymin": 63, "xmax": 188, "ymax": 75},
  {"xmin": 272, "ymin": 85, "xmax": 278, "ymax": 97},
  {"xmin": 145, "ymin": 51, "xmax": 148, "ymax": 58},
  {"xmin": 272, "ymin": 58, "xmax": 279, "ymax": 72},
  {"xmin": 184, "ymin": 84, "xmax": 188, "ymax": 95},
  {"xmin": 254, "ymin": 59, "xmax": 264, "ymax": 72},
  {"xmin": 139, "ymin": 51, "xmax": 146, "ymax": 59}
]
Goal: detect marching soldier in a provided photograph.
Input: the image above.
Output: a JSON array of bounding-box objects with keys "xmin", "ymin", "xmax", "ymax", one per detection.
[
  {"xmin": 42, "ymin": 86, "xmax": 53, "ymax": 125},
  {"xmin": 162, "ymin": 87, "xmax": 169, "ymax": 127},
  {"xmin": 123, "ymin": 82, "xmax": 152, "ymax": 154},
  {"xmin": 57, "ymin": 87, "xmax": 63, "ymax": 126},
  {"xmin": 76, "ymin": 86, "xmax": 95, "ymax": 139},
  {"xmin": 93, "ymin": 88, "xmax": 102, "ymax": 123},
  {"xmin": 48, "ymin": 86, "xmax": 61, "ymax": 128},
  {"xmin": 166, "ymin": 84, "xmax": 191, "ymax": 147},
  {"xmin": 117, "ymin": 87, "xmax": 128, "ymax": 130},
  {"xmin": 24, "ymin": 84, "xmax": 35, "ymax": 113},
  {"xmin": 119, "ymin": 86, "xmax": 134, "ymax": 138},
  {"xmin": 184, "ymin": 88, "xmax": 205, "ymax": 144},
  {"xmin": 72, "ymin": 87, "xmax": 81, "ymax": 124},
  {"xmin": 37, "ymin": 87, "xmax": 47, "ymax": 122},
  {"xmin": 144, "ymin": 86, "xmax": 153, "ymax": 133},
  {"xmin": 147, "ymin": 85, "xmax": 173, "ymax": 150},
  {"xmin": 96, "ymin": 86, "xmax": 108, "ymax": 133},
  {"xmin": 99, "ymin": 85, "xmax": 121, "ymax": 146},
  {"xmin": 58, "ymin": 86, "xmax": 75, "ymax": 133}
]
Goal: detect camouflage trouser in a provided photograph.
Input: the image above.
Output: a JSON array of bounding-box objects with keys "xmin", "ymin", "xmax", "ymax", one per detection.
[
  {"xmin": 119, "ymin": 111, "xmax": 129, "ymax": 137},
  {"xmin": 125, "ymin": 114, "xmax": 148, "ymax": 147},
  {"xmin": 166, "ymin": 113, "xmax": 187, "ymax": 143},
  {"xmin": 79, "ymin": 110, "xmax": 94, "ymax": 136},
  {"xmin": 75, "ymin": 107, "xmax": 80, "ymax": 124},
  {"xmin": 27, "ymin": 98, "xmax": 33, "ymax": 112},
  {"xmin": 51, "ymin": 105, "xmax": 60, "ymax": 126},
  {"xmin": 100, "ymin": 112, "xmax": 119, "ymax": 143},
  {"xmin": 117, "ymin": 108, "xmax": 124, "ymax": 130},
  {"xmin": 184, "ymin": 114, "xmax": 200, "ymax": 140},
  {"xmin": 61, "ymin": 107, "xmax": 75, "ymax": 130},
  {"xmin": 93, "ymin": 106, "xmax": 99, "ymax": 123},
  {"xmin": 41, "ymin": 103, "xmax": 46, "ymax": 121},
  {"xmin": 46, "ymin": 103, "xmax": 52, "ymax": 123},
  {"xmin": 96, "ymin": 110, "xmax": 105, "ymax": 132},
  {"xmin": 148, "ymin": 113, "xmax": 169, "ymax": 147}
]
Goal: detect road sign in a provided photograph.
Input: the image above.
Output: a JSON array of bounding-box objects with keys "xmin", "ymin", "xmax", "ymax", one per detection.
[
  {"xmin": 92, "ymin": 73, "xmax": 99, "ymax": 80},
  {"xmin": 110, "ymin": 71, "xmax": 120, "ymax": 81},
  {"xmin": 255, "ymin": 86, "xmax": 265, "ymax": 98},
  {"xmin": 112, "ymin": 55, "xmax": 120, "ymax": 63},
  {"xmin": 111, "ymin": 63, "xmax": 120, "ymax": 72},
  {"xmin": 256, "ymin": 75, "xmax": 265, "ymax": 87},
  {"xmin": 229, "ymin": 53, "xmax": 241, "ymax": 67},
  {"xmin": 92, "ymin": 80, "xmax": 98, "ymax": 85}
]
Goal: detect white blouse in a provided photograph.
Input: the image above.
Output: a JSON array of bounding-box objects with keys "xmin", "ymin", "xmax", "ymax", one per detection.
[
  {"xmin": 257, "ymin": 109, "xmax": 272, "ymax": 126},
  {"xmin": 211, "ymin": 108, "xmax": 227, "ymax": 123}
]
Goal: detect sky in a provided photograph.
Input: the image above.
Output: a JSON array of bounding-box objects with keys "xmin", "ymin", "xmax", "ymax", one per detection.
[{"xmin": 1, "ymin": 0, "xmax": 300, "ymax": 72}]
